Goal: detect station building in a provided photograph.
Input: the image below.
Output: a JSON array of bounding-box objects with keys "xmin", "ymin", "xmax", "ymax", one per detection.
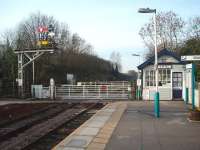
[{"xmin": 137, "ymin": 48, "xmax": 192, "ymax": 101}]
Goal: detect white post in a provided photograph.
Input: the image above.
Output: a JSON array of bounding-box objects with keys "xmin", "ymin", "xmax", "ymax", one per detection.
[
  {"xmin": 107, "ymin": 85, "xmax": 109, "ymax": 98},
  {"xmin": 33, "ymin": 61, "xmax": 35, "ymax": 84},
  {"xmin": 18, "ymin": 53, "xmax": 24, "ymax": 98},
  {"xmin": 83, "ymin": 85, "xmax": 85, "ymax": 98},
  {"xmin": 69, "ymin": 87, "xmax": 71, "ymax": 97},
  {"xmin": 138, "ymin": 8, "xmax": 159, "ymax": 117},
  {"xmin": 50, "ymin": 78, "xmax": 55, "ymax": 100},
  {"xmin": 99, "ymin": 86, "xmax": 101, "ymax": 98},
  {"xmin": 154, "ymin": 12, "xmax": 158, "ymax": 93},
  {"xmin": 154, "ymin": 10, "xmax": 160, "ymax": 118},
  {"xmin": 54, "ymin": 86, "xmax": 56, "ymax": 98},
  {"xmin": 123, "ymin": 82, "xmax": 125, "ymax": 97}
]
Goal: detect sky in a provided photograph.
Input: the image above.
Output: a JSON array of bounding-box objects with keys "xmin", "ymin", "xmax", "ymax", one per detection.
[{"xmin": 0, "ymin": 0, "xmax": 200, "ymax": 73}]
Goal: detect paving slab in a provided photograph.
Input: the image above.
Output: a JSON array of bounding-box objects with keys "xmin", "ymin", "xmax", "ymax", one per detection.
[
  {"xmin": 87, "ymin": 142, "xmax": 106, "ymax": 150},
  {"xmin": 89, "ymin": 116, "xmax": 109, "ymax": 122},
  {"xmin": 62, "ymin": 147, "xmax": 84, "ymax": 150},
  {"xmin": 62, "ymin": 135, "xmax": 93, "ymax": 148},
  {"xmin": 86, "ymin": 120, "xmax": 106, "ymax": 128},
  {"xmin": 79, "ymin": 127, "xmax": 100, "ymax": 136},
  {"xmin": 93, "ymin": 137, "xmax": 109, "ymax": 144}
]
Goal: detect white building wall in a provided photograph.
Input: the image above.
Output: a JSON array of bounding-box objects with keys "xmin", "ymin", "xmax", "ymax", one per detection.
[
  {"xmin": 142, "ymin": 64, "xmax": 185, "ymax": 100},
  {"xmin": 143, "ymin": 87, "xmax": 172, "ymax": 100},
  {"xmin": 185, "ymin": 66, "xmax": 200, "ymax": 108},
  {"xmin": 185, "ymin": 70, "xmax": 192, "ymax": 104}
]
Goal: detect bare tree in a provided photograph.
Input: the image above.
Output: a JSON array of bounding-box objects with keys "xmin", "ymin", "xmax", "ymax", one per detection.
[
  {"xmin": 139, "ymin": 11, "xmax": 185, "ymax": 58},
  {"xmin": 15, "ymin": 12, "xmax": 59, "ymax": 49},
  {"xmin": 187, "ymin": 16, "xmax": 200, "ymax": 39},
  {"xmin": 71, "ymin": 33, "xmax": 93, "ymax": 55},
  {"xmin": 1, "ymin": 30, "xmax": 16, "ymax": 49},
  {"xmin": 110, "ymin": 51, "xmax": 122, "ymax": 72},
  {"xmin": 14, "ymin": 12, "xmax": 93, "ymax": 55}
]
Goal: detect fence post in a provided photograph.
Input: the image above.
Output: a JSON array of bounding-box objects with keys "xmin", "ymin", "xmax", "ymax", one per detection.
[
  {"xmin": 55, "ymin": 86, "xmax": 56, "ymax": 99},
  {"xmin": 32, "ymin": 85, "xmax": 35, "ymax": 98},
  {"xmin": 122, "ymin": 82, "xmax": 125, "ymax": 98},
  {"xmin": 69, "ymin": 87, "xmax": 70, "ymax": 97},
  {"xmin": 99, "ymin": 85, "xmax": 101, "ymax": 98},
  {"xmin": 128, "ymin": 85, "xmax": 131, "ymax": 99},
  {"xmin": 107, "ymin": 85, "xmax": 109, "ymax": 98},
  {"xmin": 83, "ymin": 85, "xmax": 85, "ymax": 98},
  {"xmin": 50, "ymin": 78, "xmax": 55, "ymax": 100}
]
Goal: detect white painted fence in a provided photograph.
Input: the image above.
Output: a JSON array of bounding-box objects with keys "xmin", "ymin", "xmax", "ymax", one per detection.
[
  {"xmin": 55, "ymin": 84, "xmax": 130, "ymax": 99},
  {"xmin": 32, "ymin": 81, "xmax": 131, "ymax": 100}
]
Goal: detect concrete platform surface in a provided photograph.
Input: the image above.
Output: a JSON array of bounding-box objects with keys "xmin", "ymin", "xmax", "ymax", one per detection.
[
  {"xmin": 105, "ymin": 101, "xmax": 200, "ymax": 150},
  {"xmin": 53, "ymin": 102, "xmax": 127, "ymax": 150}
]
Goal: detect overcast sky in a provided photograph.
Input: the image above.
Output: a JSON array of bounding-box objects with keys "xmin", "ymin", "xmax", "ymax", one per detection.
[{"xmin": 0, "ymin": 0, "xmax": 200, "ymax": 72}]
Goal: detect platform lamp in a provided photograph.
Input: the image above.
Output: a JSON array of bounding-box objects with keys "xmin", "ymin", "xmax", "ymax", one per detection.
[
  {"xmin": 138, "ymin": 8, "xmax": 160, "ymax": 118},
  {"xmin": 132, "ymin": 53, "xmax": 141, "ymax": 100}
]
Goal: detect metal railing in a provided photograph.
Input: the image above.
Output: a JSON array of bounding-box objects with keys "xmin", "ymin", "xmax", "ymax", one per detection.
[{"xmin": 55, "ymin": 84, "xmax": 130, "ymax": 99}]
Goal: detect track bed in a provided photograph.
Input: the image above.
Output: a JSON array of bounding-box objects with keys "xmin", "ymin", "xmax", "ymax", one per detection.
[{"xmin": 0, "ymin": 102, "xmax": 104, "ymax": 150}]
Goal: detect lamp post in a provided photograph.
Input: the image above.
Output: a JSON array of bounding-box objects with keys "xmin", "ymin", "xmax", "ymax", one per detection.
[
  {"xmin": 138, "ymin": 8, "xmax": 160, "ymax": 118},
  {"xmin": 132, "ymin": 53, "xmax": 141, "ymax": 100}
]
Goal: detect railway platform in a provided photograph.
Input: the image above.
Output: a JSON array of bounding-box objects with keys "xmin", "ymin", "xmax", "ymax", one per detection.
[
  {"xmin": 53, "ymin": 101, "xmax": 126, "ymax": 150},
  {"xmin": 53, "ymin": 101, "xmax": 200, "ymax": 150}
]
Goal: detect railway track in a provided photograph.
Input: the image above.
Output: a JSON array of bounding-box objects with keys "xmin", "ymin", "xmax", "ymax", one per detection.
[
  {"xmin": 0, "ymin": 103, "xmax": 53, "ymax": 127},
  {"xmin": 0, "ymin": 103, "xmax": 74, "ymax": 142},
  {"xmin": 26, "ymin": 109, "xmax": 98, "ymax": 150},
  {"xmin": 0, "ymin": 102, "xmax": 103, "ymax": 150}
]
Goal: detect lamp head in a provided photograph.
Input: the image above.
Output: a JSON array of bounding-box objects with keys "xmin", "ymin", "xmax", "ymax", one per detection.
[
  {"xmin": 132, "ymin": 54, "xmax": 140, "ymax": 56},
  {"xmin": 138, "ymin": 8, "xmax": 156, "ymax": 13}
]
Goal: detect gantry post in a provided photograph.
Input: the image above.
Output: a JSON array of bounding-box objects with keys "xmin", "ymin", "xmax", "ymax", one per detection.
[
  {"xmin": 15, "ymin": 49, "xmax": 54, "ymax": 98},
  {"xmin": 17, "ymin": 53, "xmax": 24, "ymax": 98}
]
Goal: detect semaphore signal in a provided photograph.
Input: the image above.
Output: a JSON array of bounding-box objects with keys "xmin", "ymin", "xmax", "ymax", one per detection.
[{"xmin": 37, "ymin": 25, "xmax": 56, "ymax": 47}]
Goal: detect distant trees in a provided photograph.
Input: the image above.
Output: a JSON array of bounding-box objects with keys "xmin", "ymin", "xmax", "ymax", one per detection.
[
  {"xmin": 13, "ymin": 12, "xmax": 113, "ymax": 83},
  {"xmin": 14, "ymin": 12, "xmax": 93, "ymax": 54},
  {"xmin": 139, "ymin": 11, "xmax": 200, "ymax": 60},
  {"xmin": 180, "ymin": 38, "xmax": 200, "ymax": 55},
  {"xmin": 127, "ymin": 70, "xmax": 137, "ymax": 79},
  {"xmin": 0, "ymin": 38, "xmax": 17, "ymax": 96},
  {"xmin": 179, "ymin": 38, "xmax": 200, "ymax": 81},
  {"xmin": 0, "ymin": 12, "xmax": 123, "ymax": 96},
  {"xmin": 16, "ymin": 13, "xmax": 57, "ymax": 49},
  {"xmin": 186, "ymin": 16, "xmax": 200, "ymax": 39},
  {"xmin": 139, "ymin": 11, "xmax": 200, "ymax": 81},
  {"xmin": 139, "ymin": 11, "xmax": 185, "ymax": 58}
]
